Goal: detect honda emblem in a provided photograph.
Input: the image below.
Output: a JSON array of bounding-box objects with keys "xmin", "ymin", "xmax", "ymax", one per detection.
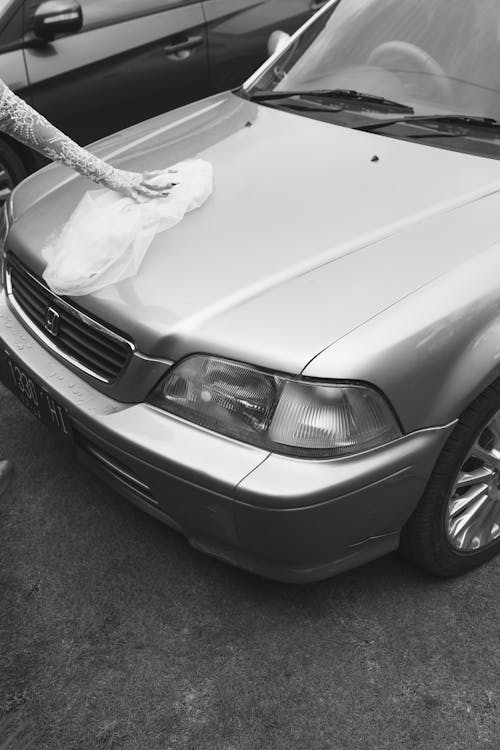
[{"xmin": 44, "ymin": 306, "xmax": 60, "ymax": 336}]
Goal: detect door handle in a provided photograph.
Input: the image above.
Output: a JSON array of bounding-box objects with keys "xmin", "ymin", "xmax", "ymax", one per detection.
[
  {"xmin": 310, "ymin": 0, "xmax": 328, "ymax": 10},
  {"xmin": 164, "ymin": 34, "xmax": 204, "ymax": 56}
]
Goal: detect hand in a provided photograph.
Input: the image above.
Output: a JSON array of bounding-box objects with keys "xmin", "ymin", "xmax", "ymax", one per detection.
[{"xmin": 100, "ymin": 167, "xmax": 178, "ymax": 201}]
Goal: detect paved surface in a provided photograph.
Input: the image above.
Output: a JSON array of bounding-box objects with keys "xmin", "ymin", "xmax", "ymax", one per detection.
[{"xmin": 1, "ymin": 384, "xmax": 500, "ymax": 750}]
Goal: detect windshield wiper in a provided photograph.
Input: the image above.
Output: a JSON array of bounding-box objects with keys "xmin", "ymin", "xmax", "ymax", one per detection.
[
  {"xmin": 264, "ymin": 98, "xmax": 345, "ymax": 113},
  {"xmin": 246, "ymin": 88, "xmax": 414, "ymax": 113},
  {"xmin": 354, "ymin": 114, "xmax": 500, "ymax": 135}
]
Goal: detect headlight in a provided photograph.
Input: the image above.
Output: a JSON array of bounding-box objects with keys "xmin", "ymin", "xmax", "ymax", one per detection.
[{"xmin": 149, "ymin": 355, "xmax": 402, "ymax": 458}]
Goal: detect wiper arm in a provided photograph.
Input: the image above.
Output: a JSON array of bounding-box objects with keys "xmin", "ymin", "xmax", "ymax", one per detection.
[
  {"xmin": 267, "ymin": 99, "xmax": 344, "ymax": 113},
  {"xmin": 354, "ymin": 113, "xmax": 500, "ymax": 134},
  {"xmin": 237, "ymin": 87, "xmax": 344, "ymax": 113},
  {"xmin": 247, "ymin": 88, "xmax": 414, "ymax": 113}
]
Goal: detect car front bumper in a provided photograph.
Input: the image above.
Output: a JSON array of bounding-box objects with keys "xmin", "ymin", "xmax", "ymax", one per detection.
[{"xmin": 0, "ymin": 293, "xmax": 456, "ymax": 582}]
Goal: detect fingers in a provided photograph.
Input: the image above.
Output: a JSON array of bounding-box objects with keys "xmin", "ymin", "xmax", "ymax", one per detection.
[
  {"xmin": 142, "ymin": 186, "xmax": 170, "ymax": 197},
  {"xmin": 141, "ymin": 169, "xmax": 179, "ymax": 189},
  {"xmin": 134, "ymin": 184, "xmax": 171, "ymax": 200},
  {"xmin": 141, "ymin": 178, "xmax": 177, "ymax": 190},
  {"xmin": 137, "ymin": 178, "xmax": 177, "ymax": 196},
  {"xmin": 119, "ymin": 174, "xmax": 178, "ymax": 201}
]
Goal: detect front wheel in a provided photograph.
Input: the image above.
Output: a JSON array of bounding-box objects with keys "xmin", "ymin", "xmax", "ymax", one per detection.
[{"xmin": 400, "ymin": 381, "xmax": 500, "ymax": 576}]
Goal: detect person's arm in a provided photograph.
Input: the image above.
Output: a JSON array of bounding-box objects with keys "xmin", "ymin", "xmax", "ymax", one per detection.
[{"xmin": 0, "ymin": 79, "xmax": 174, "ymax": 200}]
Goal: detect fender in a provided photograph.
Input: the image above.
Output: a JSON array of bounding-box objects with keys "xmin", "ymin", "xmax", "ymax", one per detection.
[{"xmin": 303, "ymin": 240, "xmax": 500, "ymax": 433}]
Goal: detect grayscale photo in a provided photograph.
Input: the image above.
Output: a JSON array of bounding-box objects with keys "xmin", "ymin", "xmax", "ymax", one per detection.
[{"xmin": 1, "ymin": 0, "xmax": 499, "ymax": 747}]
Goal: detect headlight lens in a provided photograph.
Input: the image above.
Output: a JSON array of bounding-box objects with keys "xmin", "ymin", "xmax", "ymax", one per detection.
[{"xmin": 149, "ymin": 355, "xmax": 401, "ymax": 458}]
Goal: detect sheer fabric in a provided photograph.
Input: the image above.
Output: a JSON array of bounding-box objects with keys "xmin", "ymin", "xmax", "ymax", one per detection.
[
  {"xmin": 0, "ymin": 79, "xmax": 214, "ymax": 295},
  {"xmin": 42, "ymin": 159, "xmax": 213, "ymax": 296}
]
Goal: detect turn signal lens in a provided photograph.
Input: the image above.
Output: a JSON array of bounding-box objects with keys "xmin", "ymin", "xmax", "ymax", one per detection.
[
  {"xmin": 268, "ymin": 381, "xmax": 400, "ymax": 455},
  {"xmin": 149, "ymin": 355, "xmax": 401, "ymax": 458}
]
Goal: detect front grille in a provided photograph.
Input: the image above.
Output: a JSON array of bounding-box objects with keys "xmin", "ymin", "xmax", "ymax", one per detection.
[{"xmin": 6, "ymin": 254, "xmax": 133, "ymax": 383}]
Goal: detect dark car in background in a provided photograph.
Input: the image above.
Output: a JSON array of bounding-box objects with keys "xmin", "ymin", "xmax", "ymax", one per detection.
[{"xmin": 0, "ymin": 0, "xmax": 323, "ymax": 197}]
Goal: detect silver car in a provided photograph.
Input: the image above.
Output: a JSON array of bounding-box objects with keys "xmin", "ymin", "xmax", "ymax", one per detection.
[
  {"xmin": 0, "ymin": 0, "xmax": 317, "ymax": 196},
  {"xmin": 2, "ymin": 0, "xmax": 500, "ymax": 582}
]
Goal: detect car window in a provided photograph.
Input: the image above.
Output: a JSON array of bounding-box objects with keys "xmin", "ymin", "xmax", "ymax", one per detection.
[
  {"xmin": 79, "ymin": 0, "xmax": 200, "ymax": 29},
  {"xmin": 0, "ymin": 0, "xmax": 23, "ymax": 47}
]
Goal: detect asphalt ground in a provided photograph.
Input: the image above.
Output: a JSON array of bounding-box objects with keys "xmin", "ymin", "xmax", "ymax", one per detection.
[{"xmin": 1, "ymin": 383, "xmax": 500, "ymax": 750}]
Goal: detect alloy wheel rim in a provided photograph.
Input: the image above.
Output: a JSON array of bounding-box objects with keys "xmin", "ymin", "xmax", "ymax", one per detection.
[{"xmin": 446, "ymin": 410, "xmax": 500, "ymax": 551}]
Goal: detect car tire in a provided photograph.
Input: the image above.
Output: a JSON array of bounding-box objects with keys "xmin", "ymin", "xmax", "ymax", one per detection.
[
  {"xmin": 400, "ymin": 379, "xmax": 500, "ymax": 576},
  {"xmin": 0, "ymin": 139, "xmax": 28, "ymax": 203}
]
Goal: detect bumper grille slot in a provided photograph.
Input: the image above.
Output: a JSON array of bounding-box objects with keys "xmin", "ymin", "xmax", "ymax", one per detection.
[
  {"xmin": 75, "ymin": 432, "xmax": 157, "ymax": 507},
  {"xmin": 6, "ymin": 254, "xmax": 134, "ymax": 383}
]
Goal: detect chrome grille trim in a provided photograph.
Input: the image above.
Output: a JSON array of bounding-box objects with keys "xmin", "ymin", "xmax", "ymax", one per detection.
[{"xmin": 5, "ymin": 254, "xmax": 134, "ymax": 383}]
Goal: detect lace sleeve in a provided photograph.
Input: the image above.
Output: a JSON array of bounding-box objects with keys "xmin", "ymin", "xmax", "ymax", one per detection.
[{"xmin": 0, "ymin": 78, "xmax": 143, "ymax": 193}]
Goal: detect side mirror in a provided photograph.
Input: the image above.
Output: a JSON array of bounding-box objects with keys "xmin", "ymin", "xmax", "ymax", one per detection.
[
  {"xmin": 267, "ymin": 30, "xmax": 291, "ymax": 57},
  {"xmin": 32, "ymin": 0, "xmax": 83, "ymax": 42}
]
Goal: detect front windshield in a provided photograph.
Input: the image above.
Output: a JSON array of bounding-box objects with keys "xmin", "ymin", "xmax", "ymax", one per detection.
[{"xmin": 250, "ymin": 0, "xmax": 500, "ymax": 122}]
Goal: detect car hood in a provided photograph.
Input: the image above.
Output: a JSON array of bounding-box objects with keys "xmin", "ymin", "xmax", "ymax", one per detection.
[{"xmin": 9, "ymin": 92, "xmax": 500, "ymax": 374}]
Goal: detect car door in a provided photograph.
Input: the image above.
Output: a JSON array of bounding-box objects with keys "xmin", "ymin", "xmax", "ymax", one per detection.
[
  {"xmin": 202, "ymin": 0, "xmax": 325, "ymax": 93},
  {"xmin": 0, "ymin": 0, "xmax": 33, "ymax": 198},
  {"xmin": 0, "ymin": 0, "xmax": 29, "ymax": 93},
  {"xmin": 22, "ymin": 0, "xmax": 209, "ymax": 145}
]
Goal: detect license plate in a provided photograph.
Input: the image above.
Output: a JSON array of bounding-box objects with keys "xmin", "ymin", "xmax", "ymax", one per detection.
[{"xmin": 0, "ymin": 349, "xmax": 72, "ymax": 438}]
